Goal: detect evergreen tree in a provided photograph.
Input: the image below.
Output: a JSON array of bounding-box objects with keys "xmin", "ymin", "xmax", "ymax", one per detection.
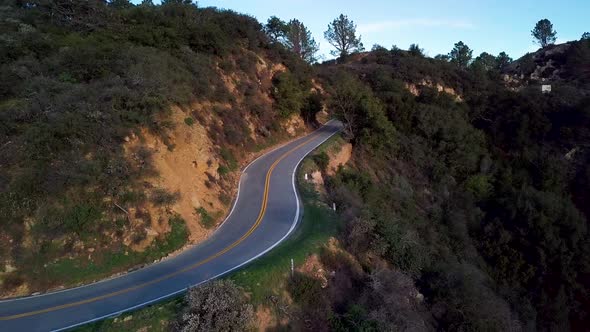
[
  {"xmin": 532, "ymin": 19, "xmax": 557, "ymax": 47},
  {"xmin": 472, "ymin": 52, "xmax": 497, "ymax": 71},
  {"xmin": 408, "ymin": 43, "xmax": 424, "ymax": 57},
  {"xmin": 449, "ymin": 41, "xmax": 473, "ymax": 68},
  {"xmin": 496, "ymin": 52, "xmax": 513, "ymax": 71},
  {"xmin": 324, "ymin": 14, "xmax": 364, "ymax": 58},
  {"xmin": 285, "ymin": 19, "xmax": 319, "ymax": 63},
  {"xmin": 265, "ymin": 16, "xmax": 288, "ymax": 43}
]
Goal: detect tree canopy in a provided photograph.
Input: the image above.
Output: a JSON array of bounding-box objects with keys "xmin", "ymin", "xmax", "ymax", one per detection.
[
  {"xmin": 496, "ymin": 51, "xmax": 513, "ymax": 71},
  {"xmin": 408, "ymin": 43, "xmax": 424, "ymax": 57},
  {"xmin": 472, "ymin": 52, "xmax": 497, "ymax": 71},
  {"xmin": 449, "ymin": 41, "xmax": 473, "ymax": 68},
  {"xmin": 265, "ymin": 16, "xmax": 288, "ymax": 43},
  {"xmin": 264, "ymin": 17, "xmax": 318, "ymax": 63},
  {"xmin": 532, "ymin": 19, "xmax": 557, "ymax": 47},
  {"xmin": 324, "ymin": 14, "xmax": 364, "ymax": 58},
  {"xmin": 284, "ymin": 19, "xmax": 319, "ymax": 63}
]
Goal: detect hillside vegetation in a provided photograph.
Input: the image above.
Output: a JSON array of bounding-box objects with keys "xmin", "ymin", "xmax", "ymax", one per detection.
[
  {"xmin": 1, "ymin": 2, "xmax": 590, "ymax": 331},
  {"xmin": 308, "ymin": 41, "xmax": 590, "ymax": 331},
  {"xmin": 0, "ymin": 1, "xmax": 319, "ymax": 296}
]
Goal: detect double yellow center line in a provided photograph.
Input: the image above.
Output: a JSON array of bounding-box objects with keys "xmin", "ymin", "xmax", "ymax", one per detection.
[{"xmin": 0, "ymin": 132, "xmax": 320, "ymax": 321}]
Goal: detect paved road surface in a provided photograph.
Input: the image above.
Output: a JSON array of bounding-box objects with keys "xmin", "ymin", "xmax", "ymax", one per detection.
[{"xmin": 0, "ymin": 120, "xmax": 342, "ymax": 331}]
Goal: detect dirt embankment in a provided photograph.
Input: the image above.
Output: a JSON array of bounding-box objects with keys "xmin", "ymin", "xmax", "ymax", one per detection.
[
  {"xmin": 122, "ymin": 53, "xmax": 308, "ymax": 249},
  {"xmin": 123, "ymin": 107, "xmax": 225, "ymax": 247},
  {"xmin": 309, "ymin": 141, "xmax": 352, "ymax": 194},
  {"xmin": 124, "ymin": 108, "xmax": 309, "ymax": 249},
  {"xmin": 327, "ymin": 143, "xmax": 352, "ymax": 176}
]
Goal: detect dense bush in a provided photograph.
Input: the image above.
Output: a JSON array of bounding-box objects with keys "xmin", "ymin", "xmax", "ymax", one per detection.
[
  {"xmin": 150, "ymin": 189, "xmax": 180, "ymax": 207},
  {"xmin": 326, "ymin": 71, "xmax": 398, "ymax": 152},
  {"xmin": 301, "ymin": 91, "xmax": 323, "ymax": 124},
  {"xmin": 196, "ymin": 207, "xmax": 215, "ymax": 229},
  {"xmin": 313, "ymin": 151, "xmax": 330, "ymax": 172},
  {"xmin": 272, "ymin": 71, "xmax": 306, "ymax": 118},
  {"xmin": 173, "ymin": 280, "xmax": 254, "ymax": 332},
  {"xmin": 288, "ymin": 272, "xmax": 332, "ymax": 330}
]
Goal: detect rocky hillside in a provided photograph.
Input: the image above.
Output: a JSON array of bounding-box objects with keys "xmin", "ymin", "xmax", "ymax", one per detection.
[
  {"xmin": 503, "ymin": 39, "xmax": 590, "ymax": 92},
  {"xmin": 0, "ymin": 1, "xmax": 321, "ymax": 297}
]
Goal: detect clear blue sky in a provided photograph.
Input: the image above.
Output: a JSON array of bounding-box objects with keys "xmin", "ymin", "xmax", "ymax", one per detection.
[{"xmin": 138, "ymin": 0, "xmax": 589, "ymax": 60}]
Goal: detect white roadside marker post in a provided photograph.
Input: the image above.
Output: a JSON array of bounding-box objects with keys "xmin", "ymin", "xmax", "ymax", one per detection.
[
  {"xmin": 304, "ymin": 173, "xmax": 308, "ymax": 180},
  {"xmin": 291, "ymin": 258, "xmax": 294, "ymax": 276},
  {"xmin": 333, "ymin": 202, "xmax": 336, "ymax": 211}
]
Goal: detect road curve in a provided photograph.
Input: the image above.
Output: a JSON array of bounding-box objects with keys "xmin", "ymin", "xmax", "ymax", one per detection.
[{"xmin": 0, "ymin": 120, "xmax": 342, "ymax": 331}]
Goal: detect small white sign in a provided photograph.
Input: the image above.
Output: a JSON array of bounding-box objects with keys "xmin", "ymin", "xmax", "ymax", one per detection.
[{"xmin": 541, "ymin": 85, "xmax": 552, "ymax": 93}]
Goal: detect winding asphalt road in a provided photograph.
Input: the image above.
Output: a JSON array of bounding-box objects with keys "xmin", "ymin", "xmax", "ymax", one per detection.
[{"xmin": 0, "ymin": 120, "xmax": 342, "ymax": 331}]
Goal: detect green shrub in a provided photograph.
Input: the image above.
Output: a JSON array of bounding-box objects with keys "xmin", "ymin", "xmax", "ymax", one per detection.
[
  {"xmin": 196, "ymin": 207, "xmax": 215, "ymax": 229},
  {"xmin": 37, "ymin": 201, "xmax": 103, "ymax": 237},
  {"xmin": 184, "ymin": 117, "xmax": 195, "ymax": 126},
  {"xmin": 64, "ymin": 204, "xmax": 102, "ymax": 235},
  {"xmin": 217, "ymin": 165, "xmax": 230, "ymax": 177},
  {"xmin": 301, "ymin": 92, "xmax": 323, "ymax": 124},
  {"xmin": 313, "ymin": 151, "xmax": 330, "ymax": 172},
  {"xmin": 117, "ymin": 190, "xmax": 147, "ymax": 205},
  {"xmin": 236, "ymin": 52, "xmax": 258, "ymax": 75},
  {"xmin": 219, "ymin": 193, "xmax": 231, "ymax": 206},
  {"xmin": 0, "ymin": 273, "xmax": 24, "ymax": 293},
  {"xmin": 465, "ymin": 174, "xmax": 493, "ymax": 200},
  {"xmin": 150, "ymin": 189, "xmax": 180, "ymax": 207},
  {"xmin": 220, "ymin": 148, "xmax": 238, "ymax": 171},
  {"xmin": 158, "ymin": 216, "xmax": 189, "ymax": 254},
  {"xmin": 329, "ymin": 305, "xmax": 378, "ymax": 331},
  {"xmin": 288, "ymin": 272, "xmax": 324, "ymax": 306},
  {"xmin": 272, "ymin": 71, "xmax": 306, "ymax": 118}
]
